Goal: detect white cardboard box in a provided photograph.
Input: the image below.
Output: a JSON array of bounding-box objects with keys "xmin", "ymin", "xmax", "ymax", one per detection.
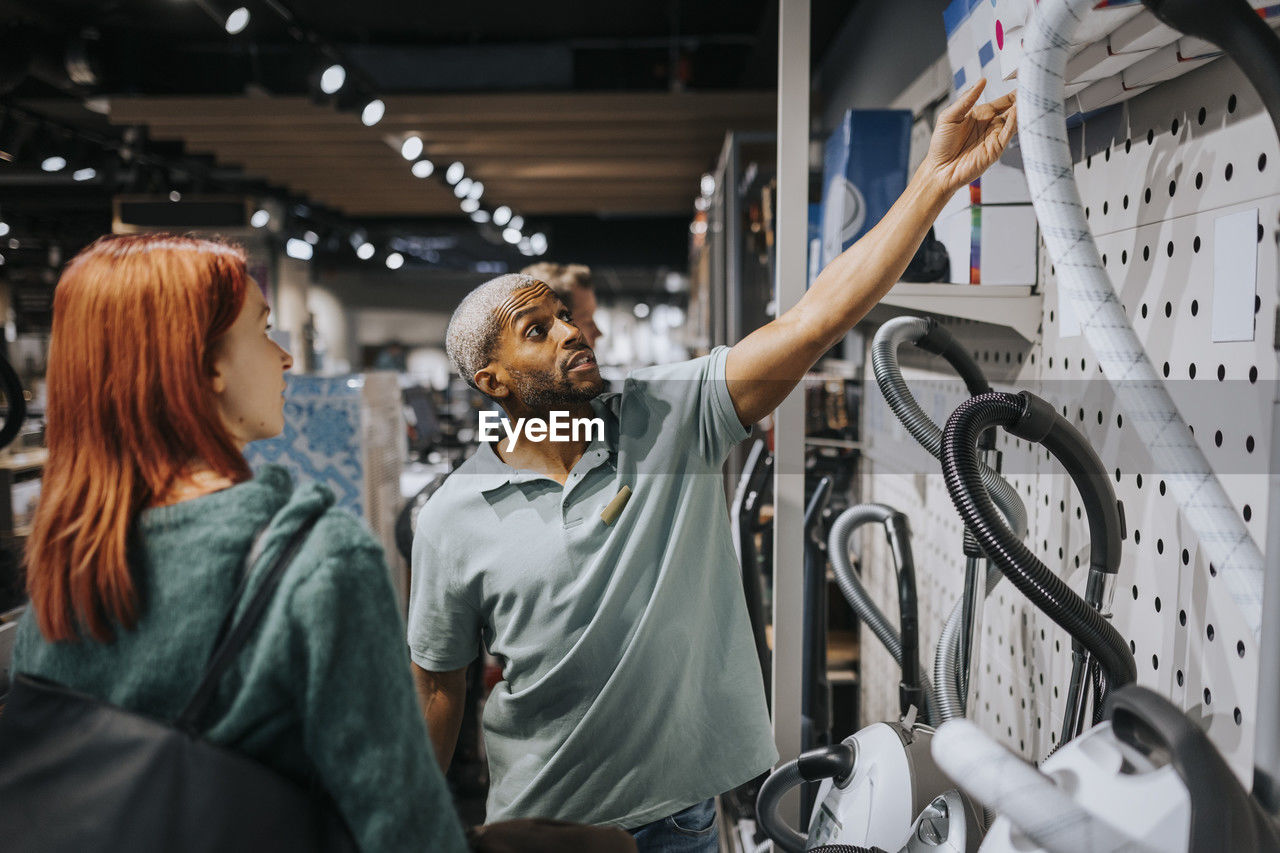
[{"xmin": 936, "ymin": 204, "xmax": 1039, "ymax": 285}]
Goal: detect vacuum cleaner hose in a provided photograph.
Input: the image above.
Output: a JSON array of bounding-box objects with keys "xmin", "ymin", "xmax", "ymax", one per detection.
[
  {"xmin": 941, "ymin": 392, "xmax": 1136, "ymax": 696},
  {"xmin": 871, "ymin": 317, "xmax": 1028, "ymax": 539},
  {"xmin": 828, "ymin": 503, "xmax": 931, "ymax": 719},
  {"xmin": 757, "ymin": 743, "xmax": 857, "ymax": 853},
  {"xmin": 934, "ymin": 566, "xmax": 1002, "ymax": 722}
]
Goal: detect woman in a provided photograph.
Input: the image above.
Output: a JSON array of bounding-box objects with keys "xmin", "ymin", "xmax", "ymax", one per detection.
[{"xmin": 12, "ymin": 234, "xmax": 468, "ymax": 852}]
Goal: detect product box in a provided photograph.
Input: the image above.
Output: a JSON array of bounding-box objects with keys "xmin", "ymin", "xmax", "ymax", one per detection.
[
  {"xmin": 935, "ymin": 203, "xmax": 1038, "ymax": 285},
  {"xmin": 820, "ymin": 109, "xmax": 912, "ymax": 268},
  {"xmin": 943, "ymin": 0, "xmax": 983, "ymax": 93}
]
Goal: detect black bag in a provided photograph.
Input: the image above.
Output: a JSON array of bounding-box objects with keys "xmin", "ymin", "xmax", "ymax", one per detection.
[{"xmin": 0, "ymin": 506, "xmax": 359, "ymax": 853}]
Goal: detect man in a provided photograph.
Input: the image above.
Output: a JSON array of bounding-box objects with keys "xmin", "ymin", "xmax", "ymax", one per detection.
[
  {"xmin": 520, "ymin": 261, "xmax": 602, "ymax": 349},
  {"xmin": 408, "ymin": 82, "xmax": 1015, "ymax": 851}
]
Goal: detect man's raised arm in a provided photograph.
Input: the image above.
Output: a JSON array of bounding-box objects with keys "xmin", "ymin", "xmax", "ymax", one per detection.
[{"xmin": 726, "ymin": 81, "xmax": 1017, "ymax": 426}]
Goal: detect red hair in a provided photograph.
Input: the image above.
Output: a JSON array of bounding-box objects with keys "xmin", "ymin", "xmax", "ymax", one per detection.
[{"xmin": 27, "ymin": 234, "xmax": 252, "ymax": 642}]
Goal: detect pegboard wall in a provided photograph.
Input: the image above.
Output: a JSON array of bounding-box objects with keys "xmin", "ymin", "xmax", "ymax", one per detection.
[{"xmin": 856, "ymin": 54, "xmax": 1280, "ymax": 785}]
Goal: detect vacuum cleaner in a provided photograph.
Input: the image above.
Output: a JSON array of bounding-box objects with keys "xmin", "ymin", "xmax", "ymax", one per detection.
[
  {"xmin": 870, "ymin": 317, "xmax": 1025, "ymax": 725},
  {"xmin": 756, "ymin": 499, "xmax": 986, "ymax": 853}
]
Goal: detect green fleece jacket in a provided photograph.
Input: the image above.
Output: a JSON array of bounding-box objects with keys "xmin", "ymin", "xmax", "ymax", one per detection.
[{"xmin": 14, "ymin": 465, "xmax": 467, "ymax": 853}]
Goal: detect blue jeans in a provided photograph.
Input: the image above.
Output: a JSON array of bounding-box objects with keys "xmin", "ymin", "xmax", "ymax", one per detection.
[{"xmin": 629, "ymin": 798, "xmax": 719, "ymax": 853}]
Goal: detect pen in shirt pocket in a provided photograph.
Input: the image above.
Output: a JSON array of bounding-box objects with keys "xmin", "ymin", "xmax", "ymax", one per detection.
[{"xmin": 600, "ymin": 485, "xmax": 632, "ymax": 526}]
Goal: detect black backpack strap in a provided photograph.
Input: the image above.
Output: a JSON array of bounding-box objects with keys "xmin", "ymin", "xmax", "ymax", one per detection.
[{"xmin": 176, "ymin": 504, "xmax": 327, "ymax": 733}]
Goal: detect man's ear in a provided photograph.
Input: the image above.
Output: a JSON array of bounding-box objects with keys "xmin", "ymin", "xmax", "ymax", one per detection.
[{"xmin": 474, "ymin": 364, "xmax": 509, "ymax": 400}]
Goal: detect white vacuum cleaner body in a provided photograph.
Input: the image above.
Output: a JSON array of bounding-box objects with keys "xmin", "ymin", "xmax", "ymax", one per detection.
[
  {"xmin": 978, "ymin": 721, "xmax": 1190, "ymax": 853},
  {"xmin": 807, "ymin": 720, "xmax": 980, "ymax": 851}
]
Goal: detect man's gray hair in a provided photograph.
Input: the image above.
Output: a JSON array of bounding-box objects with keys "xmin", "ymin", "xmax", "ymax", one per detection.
[{"xmin": 446, "ymin": 273, "xmax": 549, "ymax": 388}]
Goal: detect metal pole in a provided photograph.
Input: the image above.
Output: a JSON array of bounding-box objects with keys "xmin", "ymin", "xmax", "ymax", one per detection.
[{"xmin": 771, "ymin": 0, "xmax": 810, "ymax": 829}]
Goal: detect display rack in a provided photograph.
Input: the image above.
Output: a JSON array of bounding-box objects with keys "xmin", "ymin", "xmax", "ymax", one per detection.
[{"xmin": 871, "ymin": 282, "xmax": 1042, "ymax": 341}]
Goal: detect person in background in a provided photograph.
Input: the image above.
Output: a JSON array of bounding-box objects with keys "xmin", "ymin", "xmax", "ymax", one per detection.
[
  {"xmin": 12, "ymin": 234, "xmax": 468, "ymax": 853},
  {"xmin": 520, "ymin": 261, "xmax": 602, "ymax": 349},
  {"xmin": 409, "ymin": 82, "xmax": 1015, "ymax": 852}
]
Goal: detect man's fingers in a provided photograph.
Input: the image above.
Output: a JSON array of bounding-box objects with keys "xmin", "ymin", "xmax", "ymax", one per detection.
[
  {"xmin": 940, "ymin": 78, "xmax": 987, "ymax": 122},
  {"xmin": 1000, "ymin": 103, "xmax": 1018, "ymax": 143},
  {"xmin": 987, "ymin": 91, "xmax": 1016, "ymax": 113}
]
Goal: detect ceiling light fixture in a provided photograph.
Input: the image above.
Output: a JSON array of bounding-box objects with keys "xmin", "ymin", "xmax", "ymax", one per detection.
[
  {"xmin": 401, "ymin": 136, "xmax": 423, "ymax": 160},
  {"xmin": 356, "ymin": 242, "xmax": 376, "ymax": 260},
  {"xmin": 385, "ymin": 252, "xmax": 404, "ymax": 270},
  {"xmin": 508, "ymin": 215, "xmax": 524, "ymax": 232},
  {"xmin": 467, "ymin": 181, "xmax": 484, "ymax": 200},
  {"xmin": 411, "ymin": 159, "xmax": 435, "ymax": 178},
  {"xmin": 285, "ymin": 238, "xmax": 313, "ymax": 261},
  {"xmin": 470, "ymin": 210, "xmax": 491, "ymax": 224},
  {"xmin": 72, "ymin": 167, "xmax": 97, "ymax": 182},
  {"xmin": 320, "ymin": 64, "xmax": 346, "ymax": 95},
  {"xmin": 360, "ymin": 98, "xmax": 385, "ymax": 127},
  {"xmin": 41, "ymin": 156, "xmax": 67, "ymax": 172},
  {"xmin": 250, "ymin": 208, "xmax": 271, "ymax": 228},
  {"xmin": 502, "ymin": 227, "xmax": 521, "ymax": 244},
  {"xmin": 224, "ymin": 7, "xmax": 250, "ymax": 34},
  {"xmin": 453, "ymin": 177, "xmax": 473, "ymax": 199},
  {"xmin": 460, "ymin": 198, "xmax": 480, "ymax": 213},
  {"xmin": 445, "ymin": 161, "xmax": 465, "ymax": 185},
  {"xmin": 530, "ymin": 233, "xmax": 548, "ymax": 255},
  {"xmin": 492, "ymin": 206, "xmax": 512, "ymax": 227}
]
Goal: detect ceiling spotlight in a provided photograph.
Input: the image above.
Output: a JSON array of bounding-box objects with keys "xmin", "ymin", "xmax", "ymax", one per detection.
[
  {"xmin": 303, "ymin": 230, "xmax": 319, "ymax": 245},
  {"xmin": 401, "ymin": 136, "xmax": 423, "ymax": 161},
  {"xmin": 530, "ymin": 232, "xmax": 548, "ymax": 255},
  {"xmin": 700, "ymin": 173, "xmax": 716, "ymax": 196},
  {"xmin": 356, "ymin": 242, "xmax": 376, "ymax": 260},
  {"xmin": 411, "ymin": 159, "xmax": 435, "ymax": 178},
  {"xmin": 508, "ymin": 215, "xmax": 524, "ymax": 232},
  {"xmin": 492, "ymin": 206, "xmax": 512, "ymax": 227},
  {"xmin": 285, "ymin": 238, "xmax": 313, "ymax": 261},
  {"xmin": 634, "ymin": 303, "xmax": 651, "ymax": 319},
  {"xmin": 445, "ymin": 161, "xmax": 465, "ymax": 185},
  {"xmin": 453, "ymin": 178, "xmax": 473, "ymax": 199},
  {"xmin": 72, "ymin": 167, "xmax": 97, "ymax": 182},
  {"xmin": 460, "ymin": 198, "xmax": 480, "ymax": 213},
  {"xmin": 361, "ymin": 98, "xmax": 385, "ymax": 127},
  {"xmin": 470, "ymin": 210, "xmax": 491, "ymax": 224},
  {"xmin": 694, "ymin": 196, "xmax": 709, "ymax": 212},
  {"xmin": 224, "ymin": 7, "xmax": 250, "ymax": 34},
  {"xmin": 0, "ymin": 221, "xmax": 8, "ymax": 238},
  {"xmin": 169, "ymin": 190, "xmax": 182, "ymax": 203},
  {"xmin": 320, "ymin": 64, "xmax": 346, "ymax": 95},
  {"xmin": 502, "ymin": 227, "xmax": 521, "ymax": 244},
  {"xmin": 385, "ymin": 252, "xmax": 405, "ymax": 270},
  {"xmin": 250, "ymin": 208, "xmax": 271, "ymax": 228},
  {"xmin": 518, "ymin": 238, "xmax": 535, "ymax": 256},
  {"xmin": 41, "ymin": 156, "xmax": 67, "ymax": 172}
]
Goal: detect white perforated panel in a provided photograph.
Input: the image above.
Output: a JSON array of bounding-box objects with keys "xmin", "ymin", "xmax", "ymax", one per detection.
[{"xmin": 857, "ymin": 55, "xmax": 1280, "ymax": 784}]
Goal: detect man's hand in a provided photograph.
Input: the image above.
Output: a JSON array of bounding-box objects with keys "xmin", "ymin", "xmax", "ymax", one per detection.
[
  {"xmin": 920, "ymin": 79, "xmax": 1018, "ymax": 196},
  {"xmin": 725, "ymin": 81, "xmax": 1017, "ymax": 426}
]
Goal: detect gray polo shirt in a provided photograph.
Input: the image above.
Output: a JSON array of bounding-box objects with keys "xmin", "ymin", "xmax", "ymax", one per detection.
[{"xmin": 408, "ymin": 346, "xmax": 777, "ymax": 827}]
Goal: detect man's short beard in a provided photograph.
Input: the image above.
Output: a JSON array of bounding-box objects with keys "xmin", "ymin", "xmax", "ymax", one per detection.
[{"xmin": 509, "ymin": 366, "xmax": 603, "ymax": 410}]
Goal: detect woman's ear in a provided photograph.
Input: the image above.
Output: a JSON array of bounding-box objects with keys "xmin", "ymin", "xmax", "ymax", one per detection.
[
  {"xmin": 208, "ymin": 347, "xmax": 229, "ymax": 395},
  {"xmin": 474, "ymin": 365, "xmax": 508, "ymax": 400}
]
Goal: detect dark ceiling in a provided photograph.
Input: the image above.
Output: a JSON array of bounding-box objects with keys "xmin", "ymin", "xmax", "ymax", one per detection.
[{"xmin": 0, "ymin": 0, "xmax": 854, "ymax": 277}]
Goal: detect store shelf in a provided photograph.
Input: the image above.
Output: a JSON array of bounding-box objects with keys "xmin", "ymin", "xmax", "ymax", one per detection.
[{"xmin": 873, "ymin": 282, "xmax": 1042, "ymax": 341}]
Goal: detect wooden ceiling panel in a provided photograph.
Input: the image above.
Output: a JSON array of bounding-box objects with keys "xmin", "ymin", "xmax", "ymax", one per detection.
[{"xmin": 106, "ymin": 92, "xmax": 774, "ymax": 217}]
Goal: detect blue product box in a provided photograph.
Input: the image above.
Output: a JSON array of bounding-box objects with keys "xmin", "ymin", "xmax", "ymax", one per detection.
[{"xmin": 820, "ymin": 109, "xmax": 913, "ymax": 269}]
